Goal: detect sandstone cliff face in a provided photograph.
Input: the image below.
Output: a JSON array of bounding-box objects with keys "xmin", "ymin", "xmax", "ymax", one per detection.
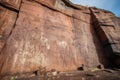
[{"xmin": 0, "ymin": 0, "xmax": 120, "ymax": 75}]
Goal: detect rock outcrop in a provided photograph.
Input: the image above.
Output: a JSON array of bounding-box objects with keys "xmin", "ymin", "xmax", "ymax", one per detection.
[{"xmin": 0, "ymin": 0, "xmax": 120, "ymax": 77}]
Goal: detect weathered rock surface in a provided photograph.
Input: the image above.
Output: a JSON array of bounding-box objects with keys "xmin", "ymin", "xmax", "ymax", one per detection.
[
  {"xmin": 0, "ymin": 0, "xmax": 21, "ymax": 11},
  {"xmin": 0, "ymin": 0, "xmax": 120, "ymax": 78},
  {"xmin": 0, "ymin": 6, "xmax": 17, "ymax": 52},
  {"xmin": 90, "ymin": 7, "xmax": 120, "ymax": 67}
]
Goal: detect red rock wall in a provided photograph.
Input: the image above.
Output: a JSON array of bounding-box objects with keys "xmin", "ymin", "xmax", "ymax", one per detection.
[
  {"xmin": 0, "ymin": 0, "xmax": 21, "ymax": 10},
  {"xmin": 0, "ymin": 0, "xmax": 21, "ymax": 75},
  {"xmin": 0, "ymin": 0, "xmax": 120, "ymax": 75},
  {"xmin": 90, "ymin": 8, "xmax": 120, "ymax": 67}
]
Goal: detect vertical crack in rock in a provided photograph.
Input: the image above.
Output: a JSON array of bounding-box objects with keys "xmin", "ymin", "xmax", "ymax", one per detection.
[
  {"xmin": 89, "ymin": 7, "xmax": 120, "ymax": 68},
  {"xmin": 89, "ymin": 8, "xmax": 111, "ymax": 68},
  {"xmin": 0, "ymin": 0, "xmax": 22, "ymax": 76},
  {"xmin": 8, "ymin": 0, "xmax": 23, "ymax": 37}
]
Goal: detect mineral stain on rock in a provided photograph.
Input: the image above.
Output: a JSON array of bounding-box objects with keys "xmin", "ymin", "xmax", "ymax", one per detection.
[{"xmin": 0, "ymin": 0, "xmax": 120, "ymax": 80}]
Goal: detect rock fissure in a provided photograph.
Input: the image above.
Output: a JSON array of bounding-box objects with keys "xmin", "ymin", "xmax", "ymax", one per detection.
[{"xmin": 0, "ymin": 3, "xmax": 19, "ymax": 13}]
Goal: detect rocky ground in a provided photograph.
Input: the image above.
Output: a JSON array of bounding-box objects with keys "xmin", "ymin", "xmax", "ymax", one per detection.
[{"xmin": 1, "ymin": 69, "xmax": 120, "ymax": 80}]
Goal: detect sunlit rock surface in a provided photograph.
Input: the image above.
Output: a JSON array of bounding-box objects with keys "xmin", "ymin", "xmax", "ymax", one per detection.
[{"xmin": 0, "ymin": 0, "xmax": 120, "ymax": 77}]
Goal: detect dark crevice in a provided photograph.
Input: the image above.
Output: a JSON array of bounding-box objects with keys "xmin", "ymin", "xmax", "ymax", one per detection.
[
  {"xmin": 90, "ymin": 8, "xmax": 120, "ymax": 69},
  {"xmin": 8, "ymin": 1, "xmax": 22, "ymax": 38},
  {"xmin": 103, "ymin": 42, "xmax": 118, "ymax": 48},
  {"xmin": 0, "ymin": 3, "xmax": 19, "ymax": 13},
  {"xmin": 89, "ymin": 8, "xmax": 115, "ymax": 68},
  {"xmin": 0, "ymin": 0, "xmax": 22, "ymax": 52},
  {"xmin": 0, "ymin": 1, "xmax": 22, "ymax": 75},
  {"xmin": 0, "ymin": 6, "xmax": 19, "ymax": 54},
  {"xmin": 99, "ymin": 24, "xmax": 114, "ymax": 27}
]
